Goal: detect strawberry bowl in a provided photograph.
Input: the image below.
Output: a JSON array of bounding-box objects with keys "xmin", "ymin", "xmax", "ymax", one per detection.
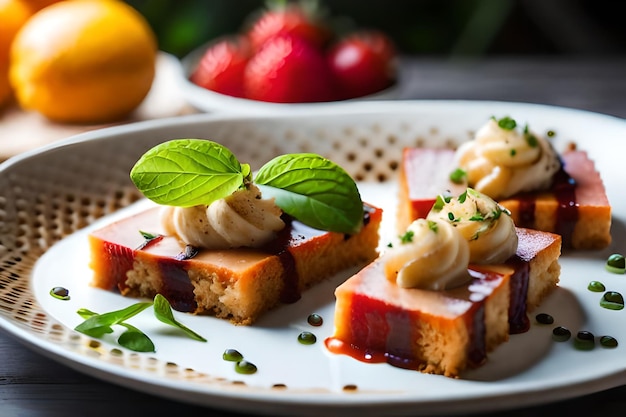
[{"xmin": 176, "ymin": 41, "xmax": 400, "ymax": 115}]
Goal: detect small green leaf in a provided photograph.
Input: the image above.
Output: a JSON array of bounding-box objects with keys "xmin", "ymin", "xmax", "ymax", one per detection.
[
  {"xmin": 153, "ymin": 294, "xmax": 207, "ymax": 342},
  {"xmin": 76, "ymin": 308, "xmax": 98, "ymax": 319},
  {"xmin": 139, "ymin": 230, "xmax": 160, "ymax": 240},
  {"xmin": 74, "ymin": 302, "xmax": 153, "ymax": 338},
  {"xmin": 130, "ymin": 139, "xmax": 250, "ymax": 207},
  {"xmin": 255, "ymin": 153, "xmax": 363, "ymax": 234},
  {"xmin": 118, "ymin": 323, "xmax": 156, "ymax": 352}
]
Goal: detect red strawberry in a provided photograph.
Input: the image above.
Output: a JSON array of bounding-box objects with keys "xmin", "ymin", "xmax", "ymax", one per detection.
[
  {"xmin": 190, "ymin": 36, "xmax": 252, "ymax": 98},
  {"xmin": 327, "ymin": 30, "xmax": 397, "ymax": 99},
  {"xmin": 246, "ymin": 3, "xmax": 331, "ymax": 51},
  {"xmin": 244, "ymin": 35, "xmax": 335, "ymax": 103}
]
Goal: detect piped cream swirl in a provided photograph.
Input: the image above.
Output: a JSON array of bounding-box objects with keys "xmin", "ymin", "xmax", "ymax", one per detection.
[
  {"xmin": 427, "ymin": 188, "xmax": 518, "ymax": 264},
  {"xmin": 383, "ymin": 218, "xmax": 471, "ymax": 290},
  {"xmin": 455, "ymin": 117, "xmax": 561, "ymax": 199},
  {"xmin": 161, "ymin": 184, "xmax": 285, "ymax": 249}
]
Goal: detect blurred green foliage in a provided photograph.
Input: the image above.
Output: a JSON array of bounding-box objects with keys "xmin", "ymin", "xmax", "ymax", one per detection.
[
  {"xmin": 125, "ymin": 0, "xmax": 512, "ymax": 58},
  {"xmin": 126, "ymin": 0, "xmax": 625, "ymax": 59}
]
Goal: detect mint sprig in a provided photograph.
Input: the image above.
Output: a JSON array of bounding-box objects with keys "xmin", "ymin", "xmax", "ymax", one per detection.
[
  {"xmin": 130, "ymin": 139, "xmax": 364, "ymax": 235},
  {"xmin": 74, "ymin": 295, "xmax": 206, "ymax": 352}
]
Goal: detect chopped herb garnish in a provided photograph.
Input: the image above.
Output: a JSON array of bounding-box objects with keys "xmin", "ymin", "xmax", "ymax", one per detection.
[
  {"xmin": 457, "ymin": 190, "xmax": 468, "ymax": 203},
  {"xmin": 525, "ymin": 133, "xmax": 539, "ymax": 147},
  {"xmin": 400, "ymin": 230, "xmax": 415, "ymax": 244},
  {"xmin": 496, "ymin": 116, "xmax": 517, "ymax": 130},
  {"xmin": 432, "ymin": 195, "xmax": 446, "ymax": 211},
  {"xmin": 136, "ymin": 230, "xmax": 163, "ymax": 250},
  {"xmin": 449, "ymin": 168, "xmax": 467, "ymax": 184},
  {"xmin": 427, "ymin": 220, "xmax": 438, "ymax": 232},
  {"xmin": 447, "ymin": 212, "xmax": 455, "ymax": 221},
  {"xmin": 510, "ymin": 149, "xmax": 517, "ymax": 157},
  {"xmin": 140, "ymin": 230, "xmax": 160, "ymax": 240}
]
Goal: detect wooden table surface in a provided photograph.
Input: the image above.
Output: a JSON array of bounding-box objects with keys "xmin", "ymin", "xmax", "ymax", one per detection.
[{"xmin": 1, "ymin": 55, "xmax": 626, "ymax": 417}]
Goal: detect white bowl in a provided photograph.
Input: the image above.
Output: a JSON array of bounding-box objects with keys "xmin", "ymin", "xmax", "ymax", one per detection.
[{"xmin": 177, "ymin": 42, "xmax": 400, "ymax": 114}]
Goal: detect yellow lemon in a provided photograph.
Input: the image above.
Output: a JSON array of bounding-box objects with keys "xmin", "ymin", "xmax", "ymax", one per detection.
[
  {"xmin": 10, "ymin": 0, "xmax": 158, "ymax": 123},
  {"xmin": 0, "ymin": 0, "xmax": 33, "ymax": 106}
]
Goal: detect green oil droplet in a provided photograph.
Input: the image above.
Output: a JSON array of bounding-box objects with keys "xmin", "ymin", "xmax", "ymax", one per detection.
[
  {"xmin": 606, "ymin": 254, "xmax": 625, "ymax": 274},
  {"xmin": 50, "ymin": 287, "xmax": 70, "ymax": 300},
  {"xmin": 222, "ymin": 349, "xmax": 243, "ymax": 362},
  {"xmin": 600, "ymin": 335, "xmax": 618, "ymax": 348},
  {"xmin": 535, "ymin": 313, "xmax": 554, "ymax": 325},
  {"xmin": 235, "ymin": 360, "xmax": 257, "ymax": 375},
  {"xmin": 587, "ymin": 281, "xmax": 606, "ymax": 292},
  {"xmin": 600, "ymin": 291, "xmax": 624, "ymax": 310},
  {"xmin": 574, "ymin": 331, "xmax": 595, "ymax": 351},
  {"xmin": 307, "ymin": 313, "xmax": 323, "ymax": 327},
  {"xmin": 552, "ymin": 326, "xmax": 571, "ymax": 342},
  {"xmin": 298, "ymin": 331, "xmax": 317, "ymax": 345}
]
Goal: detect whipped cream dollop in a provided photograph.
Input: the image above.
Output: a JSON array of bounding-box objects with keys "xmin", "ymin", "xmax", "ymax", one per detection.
[
  {"xmin": 161, "ymin": 184, "xmax": 285, "ymax": 249},
  {"xmin": 383, "ymin": 218, "xmax": 471, "ymax": 290},
  {"xmin": 454, "ymin": 117, "xmax": 561, "ymax": 200},
  {"xmin": 427, "ymin": 188, "xmax": 518, "ymax": 264}
]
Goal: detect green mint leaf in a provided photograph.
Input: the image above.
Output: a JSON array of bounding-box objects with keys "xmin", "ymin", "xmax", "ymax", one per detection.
[
  {"xmin": 254, "ymin": 153, "xmax": 363, "ymax": 235},
  {"xmin": 130, "ymin": 139, "xmax": 250, "ymax": 207},
  {"xmin": 74, "ymin": 322, "xmax": 114, "ymax": 338},
  {"xmin": 118, "ymin": 323, "xmax": 156, "ymax": 352},
  {"xmin": 74, "ymin": 302, "xmax": 153, "ymax": 338},
  {"xmin": 153, "ymin": 294, "xmax": 207, "ymax": 342}
]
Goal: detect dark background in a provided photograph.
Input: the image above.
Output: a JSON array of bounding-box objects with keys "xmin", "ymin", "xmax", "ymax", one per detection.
[{"xmin": 126, "ymin": 0, "xmax": 626, "ymax": 58}]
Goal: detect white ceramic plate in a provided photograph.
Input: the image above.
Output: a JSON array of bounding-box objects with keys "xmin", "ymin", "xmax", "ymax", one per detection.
[
  {"xmin": 2, "ymin": 100, "xmax": 626, "ymax": 416},
  {"xmin": 177, "ymin": 42, "xmax": 399, "ymax": 114}
]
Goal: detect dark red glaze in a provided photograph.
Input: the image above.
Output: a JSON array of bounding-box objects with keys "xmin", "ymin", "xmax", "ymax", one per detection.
[
  {"xmin": 100, "ymin": 241, "xmax": 134, "ymax": 292},
  {"xmin": 505, "ymin": 255, "xmax": 531, "ymax": 334},
  {"xmin": 325, "ymin": 268, "xmax": 509, "ymax": 371},
  {"xmin": 156, "ymin": 259, "xmax": 197, "ymax": 311},
  {"xmin": 514, "ymin": 164, "xmax": 578, "ymax": 248}
]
